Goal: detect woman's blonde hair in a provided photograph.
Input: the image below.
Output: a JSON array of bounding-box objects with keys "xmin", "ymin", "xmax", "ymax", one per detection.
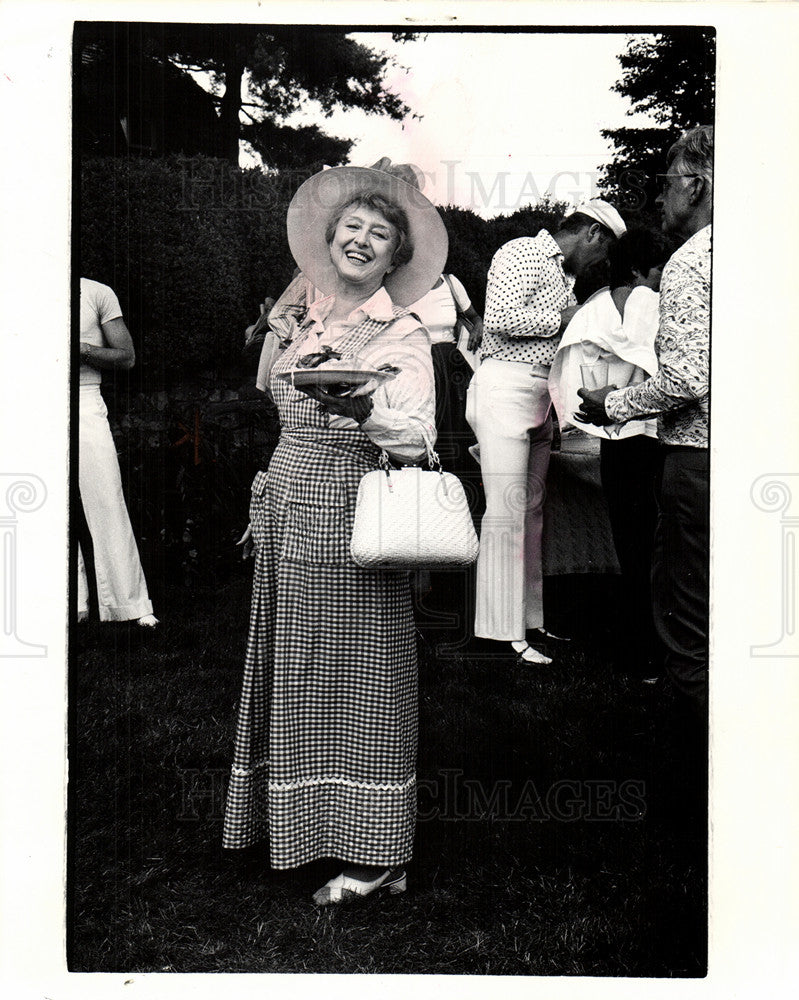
[{"xmin": 325, "ymin": 193, "xmax": 414, "ymax": 269}]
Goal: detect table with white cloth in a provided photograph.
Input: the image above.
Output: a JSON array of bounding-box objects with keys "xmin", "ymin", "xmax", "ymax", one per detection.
[{"xmin": 542, "ymin": 429, "xmax": 620, "ymax": 576}]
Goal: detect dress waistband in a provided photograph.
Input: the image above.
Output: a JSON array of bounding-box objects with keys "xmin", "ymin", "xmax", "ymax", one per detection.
[
  {"xmin": 282, "ymin": 427, "xmax": 364, "ymax": 441},
  {"xmin": 280, "ymin": 427, "xmax": 380, "ymax": 457}
]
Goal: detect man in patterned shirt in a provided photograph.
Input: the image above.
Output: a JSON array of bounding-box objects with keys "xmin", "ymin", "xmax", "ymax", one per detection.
[
  {"xmin": 578, "ymin": 126, "xmax": 713, "ymax": 719},
  {"xmin": 466, "ymin": 199, "xmax": 626, "ymax": 664}
]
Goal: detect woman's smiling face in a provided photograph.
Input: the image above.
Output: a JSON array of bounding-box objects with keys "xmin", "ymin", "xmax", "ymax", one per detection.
[{"xmin": 329, "ymin": 202, "xmax": 400, "ymax": 291}]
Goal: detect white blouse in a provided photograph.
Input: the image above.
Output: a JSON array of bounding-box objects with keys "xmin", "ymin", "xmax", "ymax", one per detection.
[{"xmin": 548, "ymin": 286, "xmax": 659, "ymax": 440}]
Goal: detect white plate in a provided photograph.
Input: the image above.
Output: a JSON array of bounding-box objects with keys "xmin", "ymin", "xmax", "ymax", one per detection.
[{"xmin": 276, "ymin": 368, "xmax": 397, "ymax": 389}]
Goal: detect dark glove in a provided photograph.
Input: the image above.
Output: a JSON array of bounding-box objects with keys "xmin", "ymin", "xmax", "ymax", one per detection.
[{"xmin": 300, "ymin": 385, "xmax": 375, "ymax": 424}]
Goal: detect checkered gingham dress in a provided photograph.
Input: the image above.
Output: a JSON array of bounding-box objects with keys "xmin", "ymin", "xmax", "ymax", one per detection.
[{"xmin": 222, "ymin": 308, "xmax": 421, "ymax": 869}]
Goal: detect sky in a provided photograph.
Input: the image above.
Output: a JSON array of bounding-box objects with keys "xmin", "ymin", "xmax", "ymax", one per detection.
[{"xmin": 241, "ymin": 31, "xmax": 660, "ymax": 218}]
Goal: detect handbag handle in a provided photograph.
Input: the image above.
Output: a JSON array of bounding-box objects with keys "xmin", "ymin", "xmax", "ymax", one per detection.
[
  {"xmin": 442, "ymin": 273, "xmax": 472, "ymax": 330},
  {"xmin": 417, "ymin": 420, "xmax": 443, "ymax": 473}
]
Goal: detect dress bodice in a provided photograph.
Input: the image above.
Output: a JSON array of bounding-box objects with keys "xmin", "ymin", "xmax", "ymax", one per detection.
[{"xmin": 269, "ymin": 305, "xmax": 412, "ymax": 432}]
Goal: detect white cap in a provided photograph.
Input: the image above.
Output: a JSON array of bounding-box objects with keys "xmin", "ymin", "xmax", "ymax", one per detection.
[{"xmin": 568, "ymin": 199, "xmax": 627, "ymax": 240}]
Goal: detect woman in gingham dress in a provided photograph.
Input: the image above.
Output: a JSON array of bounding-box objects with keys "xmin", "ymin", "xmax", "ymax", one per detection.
[{"xmin": 223, "ymin": 163, "xmax": 448, "ymax": 905}]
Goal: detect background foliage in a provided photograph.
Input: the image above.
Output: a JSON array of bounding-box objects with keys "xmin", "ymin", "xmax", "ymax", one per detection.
[
  {"xmin": 75, "ymin": 23, "xmax": 413, "ymax": 167},
  {"xmin": 598, "ymin": 30, "xmax": 716, "ymax": 212},
  {"xmin": 81, "ymin": 155, "xmax": 296, "ymax": 382}
]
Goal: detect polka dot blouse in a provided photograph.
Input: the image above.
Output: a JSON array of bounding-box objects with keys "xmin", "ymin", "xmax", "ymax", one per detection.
[{"xmin": 481, "ymin": 230, "xmax": 576, "ymax": 368}]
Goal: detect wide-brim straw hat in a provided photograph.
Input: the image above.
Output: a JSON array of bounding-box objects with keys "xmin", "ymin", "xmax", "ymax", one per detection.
[{"xmin": 286, "ymin": 161, "xmax": 448, "ymax": 307}]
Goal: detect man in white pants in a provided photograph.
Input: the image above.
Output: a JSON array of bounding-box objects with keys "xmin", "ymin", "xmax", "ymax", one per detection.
[
  {"xmin": 466, "ymin": 201, "xmax": 625, "ymax": 663},
  {"xmin": 78, "ymin": 278, "xmax": 158, "ymax": 626}
]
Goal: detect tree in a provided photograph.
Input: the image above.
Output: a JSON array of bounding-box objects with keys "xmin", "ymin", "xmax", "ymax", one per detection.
[
  {"xmin": 598, "ymin": 30, "xmax": 716, "ymax": 215},
  {"xmin": 75, "ymin": 23, "xmax": 414, "ymax": 168}
]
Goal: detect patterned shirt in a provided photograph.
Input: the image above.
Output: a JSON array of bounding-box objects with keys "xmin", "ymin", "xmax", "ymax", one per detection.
[
  {"xmin": 605, "ymin": 225, "xmax": 711, "ymax": 448},
  {"xmin": 480, "ymin": 230, "xmax": 576, "ymax": 367}
]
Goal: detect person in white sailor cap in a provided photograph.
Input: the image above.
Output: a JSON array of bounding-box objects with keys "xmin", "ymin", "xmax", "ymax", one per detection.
[
  {"xmin": 465, "ymin": 198, "xmax": 625, "ymax": 665},
  {"xmin": 564, "ymin": 199, "xmax": 627, "ymax": 240}
]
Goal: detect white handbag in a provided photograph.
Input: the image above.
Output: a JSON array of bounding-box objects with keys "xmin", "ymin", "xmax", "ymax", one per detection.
[{"xmin": 350, "ymin": 430, "xmax": 479, "ymax": 570}]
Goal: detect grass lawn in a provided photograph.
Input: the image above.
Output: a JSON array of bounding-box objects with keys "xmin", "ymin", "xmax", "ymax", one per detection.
[{"xmin": 69, "ymin": 570, "xmax": 706, "ymax": 976}]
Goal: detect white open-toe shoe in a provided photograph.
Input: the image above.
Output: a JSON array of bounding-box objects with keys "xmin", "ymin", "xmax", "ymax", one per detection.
[
  {"xmin": 511, "ymin": 640, "xmax": 553, "ymax": 665},
  {"xmin": 312, "ymin": 868, "xmax": 407, "ymax": 906}
]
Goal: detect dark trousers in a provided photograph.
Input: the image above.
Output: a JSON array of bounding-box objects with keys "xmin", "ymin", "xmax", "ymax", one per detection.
[
  {"xmin": 431, "ymin": 342, "xmax": 484, "ymax": 519},
  {"xmin": 652, "ymin": 447, "xmax": 710, "ymax": 717},
  {"xmin": 427, "ymin": 343, "xmax": 483, "ymax": 624},
  {"xmin": 431, "ymin": 342, "xmax": 475, "ymax": 474},
  {"xmin": 599, "ymin": 434, "xmax": 662, "ymax": 674}
]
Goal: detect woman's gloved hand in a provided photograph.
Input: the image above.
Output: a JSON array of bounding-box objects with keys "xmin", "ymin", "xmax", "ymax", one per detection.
[{"xmin": 300, "ymin": 385, "xmax": 375, "ymax": 424}]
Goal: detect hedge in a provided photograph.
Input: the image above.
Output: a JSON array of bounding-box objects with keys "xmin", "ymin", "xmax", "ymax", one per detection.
[{"xmin": 80, "ymin": 156, "xmax": 300, "ymax": 383}]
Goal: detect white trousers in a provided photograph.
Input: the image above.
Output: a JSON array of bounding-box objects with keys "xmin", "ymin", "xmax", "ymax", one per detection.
[
  {"xmin": 77, "ymin": 385, "xmax": 153, "ymax": 621},
  {"xmin": 466, "ymin": 358, "xmax": 553, "ymax": 640}
]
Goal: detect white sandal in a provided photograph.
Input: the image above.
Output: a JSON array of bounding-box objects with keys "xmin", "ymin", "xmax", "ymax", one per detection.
[
  {"xmin": 312, "ymin": 868, "xmax": 407, "ymax": 906},
  {"xmin": 511, "ymin": 640, "xmax": 552, "ymax": 665}
]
